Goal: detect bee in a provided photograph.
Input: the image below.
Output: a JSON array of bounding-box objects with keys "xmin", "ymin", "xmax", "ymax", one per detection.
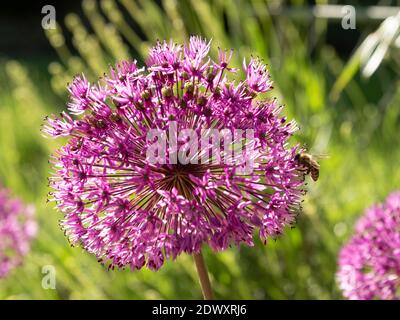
[{"xmin": 295, "ymin": 152, "xmax": 325, "ymax": 181}]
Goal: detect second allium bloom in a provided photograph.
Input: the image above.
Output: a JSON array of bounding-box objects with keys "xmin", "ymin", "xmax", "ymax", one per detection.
[
  {"xmin": 337, "ymin": 192, "xmax": 400, "ymax": 300},
  {"xmin": 0, "ymin": 187, "xmax": 37, "ymax": 278},
  {"xmin": 44, "ymin": 36, "xmax": 306, "ymax": 270}
]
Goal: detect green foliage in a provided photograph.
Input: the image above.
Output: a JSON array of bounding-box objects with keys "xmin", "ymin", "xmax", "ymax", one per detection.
[{"xmin": 0, "ymin": 0, "xmax": 399, "ymax": 299}]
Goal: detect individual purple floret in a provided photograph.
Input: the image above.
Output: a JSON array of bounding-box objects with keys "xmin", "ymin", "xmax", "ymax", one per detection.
[
  {"xmin": 0, "ymin": 187, "xmax": 37, "ymax": 278},
  {"xmin": 337, "ymin": 192, "xmax": 400, "ymax": 300},
  {"xmin": 43, "ymin": 36, "xmax": 306, "ymax": 271}
]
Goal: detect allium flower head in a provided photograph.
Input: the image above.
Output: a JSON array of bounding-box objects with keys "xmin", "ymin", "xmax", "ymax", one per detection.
[
  {"xmin": 337, "ymin": 192, "xmax": 400, "ymax": 300},
  {"xmin": 0, "ymin": 187, "xmax": 37, "ymax": 278},
  {"xmin": 43, "ymin": 36, "xmax": 306, "ymax": 271}
]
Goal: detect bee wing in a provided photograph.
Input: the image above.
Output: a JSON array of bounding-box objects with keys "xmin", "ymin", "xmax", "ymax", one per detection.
[{"xmin": 313, "ymin": 154, "xmax": 329, "ymax": 160}]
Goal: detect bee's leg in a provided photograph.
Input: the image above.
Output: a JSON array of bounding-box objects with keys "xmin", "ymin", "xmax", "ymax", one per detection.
[
  {"xmin": 297, "ymin": 167, "xmax": 310, "ymax": 175},
  {"xmin": 296, "ymin": 167, "xmax": 308, "ymax": 181}
]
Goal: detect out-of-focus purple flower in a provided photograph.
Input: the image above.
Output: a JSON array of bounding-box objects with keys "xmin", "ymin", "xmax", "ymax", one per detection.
[
  {"xmin": 43, "ymin": 36, "xmax": 306, "ymax": 271},
  {"xmin": 337, "ymin": 192, "xmax": 400, "ymax": 300},
  {"xmin": 0, "ymin": 187, "xmax": 37, "ymax": 278}
]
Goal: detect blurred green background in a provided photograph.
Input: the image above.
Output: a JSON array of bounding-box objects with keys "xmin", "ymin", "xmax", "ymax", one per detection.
[{"xmin": 0, "ymin": 0, "xmax": 399, "ymax": 299}]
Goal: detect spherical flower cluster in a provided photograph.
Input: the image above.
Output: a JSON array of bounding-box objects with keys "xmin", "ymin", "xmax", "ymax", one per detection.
[
  {"xmin": 43, "ymin": 36, "xmax": 306, "ymax": 271},
  {"xmin": 337, "ymin": 192, "xmax": 400, "ymax": 299},
  {"xmin": 0, "ymin": 187, "xmax": 37, "ymax": 278}
]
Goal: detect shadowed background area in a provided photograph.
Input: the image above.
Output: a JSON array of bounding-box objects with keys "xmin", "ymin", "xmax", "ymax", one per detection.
[{"xmin": 0, "ymin": 0, "xmax": 399, "ymax": 299}]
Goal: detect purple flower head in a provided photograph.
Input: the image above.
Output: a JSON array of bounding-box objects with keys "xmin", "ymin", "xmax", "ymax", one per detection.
[
  {"xmin": 67, "ymin": 75, "xmax": 91, "ymax": 115},
  {"xmin": 337, "ymin": 192, "xmax": 400, "ymax": 300},
  {"xmin": 43, "ymin": 36, "xmax": 307, "ymax": 271},
  {"xmin": 0, "ymin": 187, "xmax": 37, "ymax": 278},
  {"xmin": 243, "ymin": 57, "xmax": 273, "ymax": 93}
]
